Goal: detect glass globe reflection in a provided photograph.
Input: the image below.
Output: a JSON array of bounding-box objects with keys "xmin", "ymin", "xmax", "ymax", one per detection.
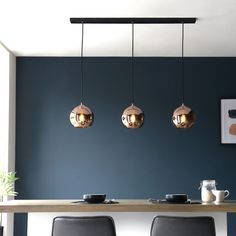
[
  {"xmin": 121, "ymin": 104, "xmax": 144, "ymax": 128},
  {"xmin": 172, "ymin": 103, "xmax": 195, "ymax": 128},
  {"xmin": 70, "ymin": 103, "xmax": 94, "ymax": 128}
]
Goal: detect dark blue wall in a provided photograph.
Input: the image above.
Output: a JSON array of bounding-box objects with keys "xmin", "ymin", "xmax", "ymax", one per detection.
[{"xmin": 15, "ymin": 57, "xmax": 236, "ymax": 235}]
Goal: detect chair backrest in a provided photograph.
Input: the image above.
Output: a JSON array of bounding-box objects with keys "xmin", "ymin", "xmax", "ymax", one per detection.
[
  {"xmin": 51, "ymin": 216, "xmax": 116, "ymax": 236},
  {"xmin": 151, "ymin": 216, "xmax": 216, "ymax": 236}
]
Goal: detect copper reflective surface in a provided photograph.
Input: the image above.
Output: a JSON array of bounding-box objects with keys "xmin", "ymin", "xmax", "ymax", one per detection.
[
  {"xmin": 70, "ymin": 103, "xmax": 94, "ymax": 128},
  {"xmin": 121, "ymin": 104, "xmax": 144, "ymax": 128},
  {"xmin": 172, "ymin": 104, "xmax": 195, "ymax": 128}
]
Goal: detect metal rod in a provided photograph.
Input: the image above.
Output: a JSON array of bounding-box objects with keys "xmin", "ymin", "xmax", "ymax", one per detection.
[{"xmin": 70, "ymin": 17, "xmax": 197, "ymax": 24}]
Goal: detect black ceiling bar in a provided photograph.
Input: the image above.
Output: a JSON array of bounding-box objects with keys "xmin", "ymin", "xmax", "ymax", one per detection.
[{"xmin": 70, "ymin": 18, "xmax": 197, "ymax": 24}]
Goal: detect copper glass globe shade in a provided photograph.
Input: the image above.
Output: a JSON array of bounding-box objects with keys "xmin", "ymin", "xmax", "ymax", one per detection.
[
  {"xmin": 70, "ymin": 103, "xmax": 94, "ymax": 128},
  {"xmin": 172, "ymin": 104, "xmax": 195, "ymax": 128},
  {"xmin": 121, "ymin": 104, "xmax": 144, "ymax": 128}
]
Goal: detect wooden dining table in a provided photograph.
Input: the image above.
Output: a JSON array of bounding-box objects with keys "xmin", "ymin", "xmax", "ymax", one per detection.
[{"xmin": 1, "ymin": 199, "xmax": 235, "ymax": 236}]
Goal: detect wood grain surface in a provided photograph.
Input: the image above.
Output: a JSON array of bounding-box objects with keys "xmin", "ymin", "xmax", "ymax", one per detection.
[{"xmin": 0, "ymin": 199, "xmax": 236, "ymax": 213}]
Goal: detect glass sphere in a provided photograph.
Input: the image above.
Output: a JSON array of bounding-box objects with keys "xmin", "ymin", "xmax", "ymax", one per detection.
[
  {"xmin": 121, "ymin": 104, "xmax": 144, "ymax": 128},
  {"xmin": 70, "ymin": 103, "xmax": 94, "ymax": 128},
  {"xmin": 172, "ymin": 103, "xmax": 195, "ymax": 128}
]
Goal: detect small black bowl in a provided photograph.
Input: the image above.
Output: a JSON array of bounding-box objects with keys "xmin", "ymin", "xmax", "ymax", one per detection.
[
  {"xmin": 165, "ymin": 194, "xmax": 188, "ymax": 203},
  {"xmin": 83, "ymin": 194, "xmax": 106, "ymax": 203}
]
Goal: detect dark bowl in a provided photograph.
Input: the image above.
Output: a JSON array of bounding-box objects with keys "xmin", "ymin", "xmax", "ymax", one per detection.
[
  {"xmin": 83, "ymin": 194, "xmax": 106, "ymax": 203},
  {"xmin": 165, "ymin": 194, "xmax": 188, "ymax": 203}
]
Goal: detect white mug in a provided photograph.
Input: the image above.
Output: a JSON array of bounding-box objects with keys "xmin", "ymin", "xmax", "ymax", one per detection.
[{"xmin": 212, "ymin": 190, "xmax": 230, "ymax": 203}]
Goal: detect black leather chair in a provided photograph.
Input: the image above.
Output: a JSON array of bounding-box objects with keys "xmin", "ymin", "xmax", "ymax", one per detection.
[
  {"xmin": 151, "ymin": 216, "xmax": 216, "ymax": 236},
  {"xmin": 51, "ymin": 216, "xmax": 116, "ymax": 236}
]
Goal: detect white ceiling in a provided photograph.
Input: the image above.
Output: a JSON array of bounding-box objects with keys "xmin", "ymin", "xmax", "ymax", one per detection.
[{"xmin": 0, "ymin": 0, "xmax": 236, "ymax": 57}]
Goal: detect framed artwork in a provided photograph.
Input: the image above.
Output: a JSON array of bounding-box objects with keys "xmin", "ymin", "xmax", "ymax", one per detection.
[{"xmin": 221, "ymin": 99, "xmax": 236, "ymax": 144}]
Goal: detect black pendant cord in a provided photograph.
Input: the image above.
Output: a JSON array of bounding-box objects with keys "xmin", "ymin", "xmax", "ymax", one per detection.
[
  {"xmin": 81, "ymin": 22, "xmax": 84, "ymax": 104},
  {"xmin": 131, "ymin": 22, "xmax": 135, "ymax": 105},
  {"xmin": 181, "ymin": 23, "xmax": 185, "ymax": 105}
]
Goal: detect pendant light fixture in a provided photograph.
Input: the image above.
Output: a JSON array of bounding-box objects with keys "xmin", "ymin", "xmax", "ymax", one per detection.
[
  {"xmin": 172, "ymin": 23, "xmax": 195, "ymax": 128},
  {"xmin": 69, "ymin": 18, "xmax": 197, "ymax": 128},
  {"xmin": 121, "ymin": 22, "xmax": 144, "ymax": 129},
  {"xmin": 70, "ymin": 22, "xmax": 94, "ymax": 128}
]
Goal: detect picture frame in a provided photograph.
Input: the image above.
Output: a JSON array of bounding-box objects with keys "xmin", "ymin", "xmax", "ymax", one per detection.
[{"xmin": 221, "ymin": 99, "xmax": 236, "ymax": 144}]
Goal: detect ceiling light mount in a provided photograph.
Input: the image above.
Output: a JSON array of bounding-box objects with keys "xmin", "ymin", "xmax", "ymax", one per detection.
[{"xmin": 70, "ymin": 17, "xmax": 197, "ymax": 24}]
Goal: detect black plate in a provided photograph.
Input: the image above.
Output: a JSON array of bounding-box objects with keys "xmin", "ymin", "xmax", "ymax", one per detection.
[{"xmin": 148, "ymin": 198, "xmax": 201, "ymax": 204}]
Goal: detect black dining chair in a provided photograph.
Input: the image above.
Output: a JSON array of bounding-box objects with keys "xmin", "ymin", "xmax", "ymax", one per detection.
[
  {"xmin": 151, "ymin": 216, "xmax": 216, "ymax": 236},
  {"xmin": 51, "ymin": 216, "xmax": 116, "ymax": 236}
]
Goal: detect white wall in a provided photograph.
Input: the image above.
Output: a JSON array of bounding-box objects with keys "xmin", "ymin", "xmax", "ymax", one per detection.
[{"xmin": 0, "ymin": 43, "xmax": 16, "ymax": 236}]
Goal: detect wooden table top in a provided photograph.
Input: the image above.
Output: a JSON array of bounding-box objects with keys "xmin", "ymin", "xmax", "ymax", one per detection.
[{"xmin": 0, "ymin": 199, "xmax": 236, "ymax": 213}]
